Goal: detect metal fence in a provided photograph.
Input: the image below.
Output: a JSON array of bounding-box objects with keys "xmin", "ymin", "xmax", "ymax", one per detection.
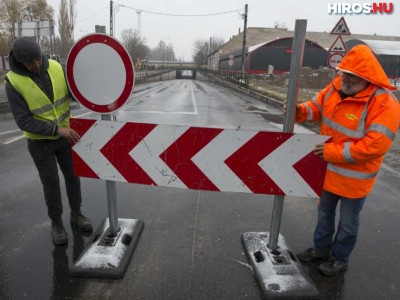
[{"xmin": 205, "ymin": 69, "xmax": 249, "ymax": 88}]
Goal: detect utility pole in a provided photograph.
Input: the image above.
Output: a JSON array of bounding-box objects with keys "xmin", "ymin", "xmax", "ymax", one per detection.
[
  {"xmin": 137, "ymin": 10, "xmax": 141, "ymax": 38},
  {"xmin": 241, "ymin": 4, "xmax": 248, "ymax": 74},
  {"xmin": 110, "ymin": 0, "xmax": 113, "ymax": 36}
]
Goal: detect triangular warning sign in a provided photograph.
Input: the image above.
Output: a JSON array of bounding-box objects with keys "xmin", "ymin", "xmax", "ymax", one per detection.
[
  {"xmin": 329, "ymin": 36, "xmax": 347, "ymax": 53},
  {"xmin": 330, "ymin": 17, "xmax": 351, "ymax": 35}
]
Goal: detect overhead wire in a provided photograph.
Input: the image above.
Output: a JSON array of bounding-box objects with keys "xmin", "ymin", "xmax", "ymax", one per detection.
[
  {"xmin": 114, "ymin": 2, "xmax": 246, "ymax": 17},
  {"xmin": 76, "ymin": 6, "xmax": 108, "ymax": 24},
  {"xmin": 75, "ymin": 1, "xmax": 267, "ymax": 23}
]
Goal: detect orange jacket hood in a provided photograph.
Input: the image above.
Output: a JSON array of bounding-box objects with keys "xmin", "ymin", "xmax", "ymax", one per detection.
[{"xmin": 336, "ymin": 44, "xmax": 396, "ymax": 91}]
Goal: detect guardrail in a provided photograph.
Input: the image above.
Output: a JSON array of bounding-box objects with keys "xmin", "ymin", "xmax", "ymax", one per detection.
[{"xmin": 205, "ymin": 69, "xmax": 249, "ymax": 88}]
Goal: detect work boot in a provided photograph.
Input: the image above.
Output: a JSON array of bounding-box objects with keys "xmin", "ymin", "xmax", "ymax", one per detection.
[
  {"xmin": 70, "ymin": 212, "xmax": 93, "ymax": 232},
  {"xmin": 51, "ymin": 220, "xmax": 68, "ymax": 246},
  {"xmin": 318, "ymin": 259, "xmax": 348, "ymax": 276},
  {"xmin": 297, "ymin": 247, "xmax": 330, "ymax": 262}
]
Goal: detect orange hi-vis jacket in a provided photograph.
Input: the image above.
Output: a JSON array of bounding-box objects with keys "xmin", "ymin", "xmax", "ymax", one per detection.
[{"xmin": 296, "ymin": 45, "xmax": 400, "ymax": 198}]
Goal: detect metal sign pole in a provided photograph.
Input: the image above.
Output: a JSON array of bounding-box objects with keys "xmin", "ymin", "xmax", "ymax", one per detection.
[
  {"xmin": 241, "ymin": 19, "xmax": 319, "ymax": 299},
  {"xmin": 99, "ymin": 12, "xmax": 119, "ymax": 236},
  {"xmin": 267, "ymin": 19, "xmax": 307, "ymax": 251},
  {"xmin": 68, "ymin": 33, "xmax": 142, "ymax": 278},
  {"xmin": 101, "ymin": 113, "xmax": 119, "ymax": 236}
]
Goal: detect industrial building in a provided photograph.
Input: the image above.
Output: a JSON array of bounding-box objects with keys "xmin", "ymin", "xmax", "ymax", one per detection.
[
  {"xmin": 219, "ymin": 38, "xmax": 328, "ymax": 74},
  {"xmin": 213, "ymin": 27, "xmax": 400, "ymax": 78}
]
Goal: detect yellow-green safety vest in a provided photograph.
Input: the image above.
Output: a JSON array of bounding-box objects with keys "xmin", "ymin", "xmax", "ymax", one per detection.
[{"xmin": 6, "ymin": 59, "xmax": 71, "ymax": 140}]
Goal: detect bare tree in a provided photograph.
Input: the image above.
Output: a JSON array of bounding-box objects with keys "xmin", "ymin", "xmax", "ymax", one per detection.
[
  {"xmin": 192, "ymin": 36, "xmax": 224, "ymax": 65},
  {"xmin": 22, "ymin": 0, "xmax": 53, "ymax": 21},
  {"xmin": 210, "ymin": 36, "xmax": 224, "ymax": 53},
  {"xmin": 0, "ymin": 0, "xmax": 24, "ymax": 49},
  {"xmin": 58, "ymin": 0, "xmax": 75, "ymax": 58},
  {"xmin": 121, "ymin": 28, "xmax": 150, "ymax": 67},
  {"xmin": 0, "ymin": 0, "xmax": 53, "ymax": 54},
  {"xmin": 150, "ymin": 40, "xmax": 176, "ymax": 62},
  {"xmin": 192, "ymin": 39, "xmax": 209, "ymax": 65}
]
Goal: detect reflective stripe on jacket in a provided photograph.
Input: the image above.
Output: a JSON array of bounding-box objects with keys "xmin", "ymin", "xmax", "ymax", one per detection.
[
  {"xmin": 6, "ymin": 60, "xmax": 71, "ymax": 140},
  {"xmin": 296, "ymin": 76, "xmax": 400, "ymax": 198}
]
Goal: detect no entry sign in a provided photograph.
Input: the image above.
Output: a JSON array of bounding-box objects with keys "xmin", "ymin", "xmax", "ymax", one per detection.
[{"xmin": 66, "ymin": 33, "xmax": 135, "ymax": 113}]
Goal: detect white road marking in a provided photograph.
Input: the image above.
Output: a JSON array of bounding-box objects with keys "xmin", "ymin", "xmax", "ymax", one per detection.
[
  {"xmin": 3, "ymin": 112, "xmax": 94, "ymax": 145},
  {"xmin": 3, "ymin": 135, "xmax": 24, "ymax": 145},
  {"xmin": 73, "ymin": 111, "xmax": 93, "ymax": 118},
  {"xmin": 0, "ymin": 129, "xmax": 21, "ymax": 135}
]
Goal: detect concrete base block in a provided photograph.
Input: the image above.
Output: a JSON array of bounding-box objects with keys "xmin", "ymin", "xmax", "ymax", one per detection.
[
  {"xmin": 70, "ymin": 218, "xmax": 144, "ymax": 278},
  {"xmin": 242, "ymin": 232, "xmax": 320, "ymax": 299}
]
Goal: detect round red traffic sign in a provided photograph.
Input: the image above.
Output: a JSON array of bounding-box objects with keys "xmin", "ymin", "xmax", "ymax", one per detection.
[
  {"xmin": 66, "ymin": 33, "xmax": 135, "ymax": 113},
  {"xmin": 327, "ymin": 53, "xmax": 344, "ymax": 69}
]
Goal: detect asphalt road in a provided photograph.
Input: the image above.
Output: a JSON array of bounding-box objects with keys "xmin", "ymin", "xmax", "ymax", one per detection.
[{"xmin": 1, "ymin": 79, "xmax": 400, "ymax": 300}]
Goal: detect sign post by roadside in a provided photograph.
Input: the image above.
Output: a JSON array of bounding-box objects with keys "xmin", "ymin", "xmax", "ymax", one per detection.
[
  {"xmin": 229, "ymin": 54, "xmax": 234, "ymax": 67},
  {"xmin": 328, "ymin": 52, "xmax": 344, "ymax": 69},
  {"xmin": 241, "ymin": 20, "xmax": 321, "ymax": 299},
  {"xmin": 328, "ymin": 17, "xmax": 350, "ymax": 70},
  {"xmin": 66, "ymin": 33, "xmax": 141, "ymax": 278}
]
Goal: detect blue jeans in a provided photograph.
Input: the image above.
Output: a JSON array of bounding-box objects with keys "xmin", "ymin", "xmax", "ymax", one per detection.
[{"xmin": 313, "ymin": 190, "xmax": 366, "ymax": 264}]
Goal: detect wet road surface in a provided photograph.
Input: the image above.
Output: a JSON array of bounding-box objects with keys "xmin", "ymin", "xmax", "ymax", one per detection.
[{"xmin": 1, "ymin": 79, "xmax": 399, "ymax": 299}]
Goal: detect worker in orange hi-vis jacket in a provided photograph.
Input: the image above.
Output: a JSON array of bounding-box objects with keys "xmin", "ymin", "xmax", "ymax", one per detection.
[{"xmin": 286, "ymin": 45, "xmax": 400, "ymax": 276}]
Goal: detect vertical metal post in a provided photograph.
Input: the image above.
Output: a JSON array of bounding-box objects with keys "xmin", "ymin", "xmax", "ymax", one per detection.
[
  {"xmin": 240, "ymin": 4, "xmax": 248, "ymax": 75},
  {"xmin": 102, "ymin": 2, "xmax": 119, "ymax": 237},
  {"xmin": 101, "ymin": 113, "xmax": 119, "ymax": 236},
  {"xmin": 110, "ymin": 0, "xmax": 114, "ymax": 36},
  {"xmin": 268, "ymin": 19, "xmax": 307, "ymax": 250},
  {"xmin": 105, "ymin": 178, "xmax": 119, "ymax": 236}
]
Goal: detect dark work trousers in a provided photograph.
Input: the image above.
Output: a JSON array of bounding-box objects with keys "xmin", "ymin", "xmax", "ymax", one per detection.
[{"xmin": 27, "ymin": 137, "xmax": 82, "ymax": 222}]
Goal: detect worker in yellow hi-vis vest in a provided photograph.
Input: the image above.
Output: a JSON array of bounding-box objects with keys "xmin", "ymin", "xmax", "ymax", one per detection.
[{"xmin": 5, "ymin": 37, "xmax": 93, "ymax": 246}]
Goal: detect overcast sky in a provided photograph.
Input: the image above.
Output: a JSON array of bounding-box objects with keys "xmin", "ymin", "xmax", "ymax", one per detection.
[{"xmin": 47, "ymin": 0, "xmax": 399, "ymax": 61}]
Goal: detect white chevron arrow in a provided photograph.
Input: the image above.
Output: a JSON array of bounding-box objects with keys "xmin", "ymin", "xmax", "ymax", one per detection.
[
  {"xmin": 73, "ymin": 121, "xmax": 127, "ymax": 182},
  {"xmin": 129, "ymin": 124, "xmax": 188, "ymax": 188},
  {"xmin": 192, "ymin": 129, "xmax": 257, "ymax": 192},
  {"xmin": 259, "ymin": 134, "xmax": 330, "ymax": 197}
]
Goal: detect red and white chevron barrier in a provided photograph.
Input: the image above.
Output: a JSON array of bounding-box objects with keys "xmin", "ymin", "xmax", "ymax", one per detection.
[{"xmin": 71, "ymin": 118, "xmax": 330, "ymax": 198}]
